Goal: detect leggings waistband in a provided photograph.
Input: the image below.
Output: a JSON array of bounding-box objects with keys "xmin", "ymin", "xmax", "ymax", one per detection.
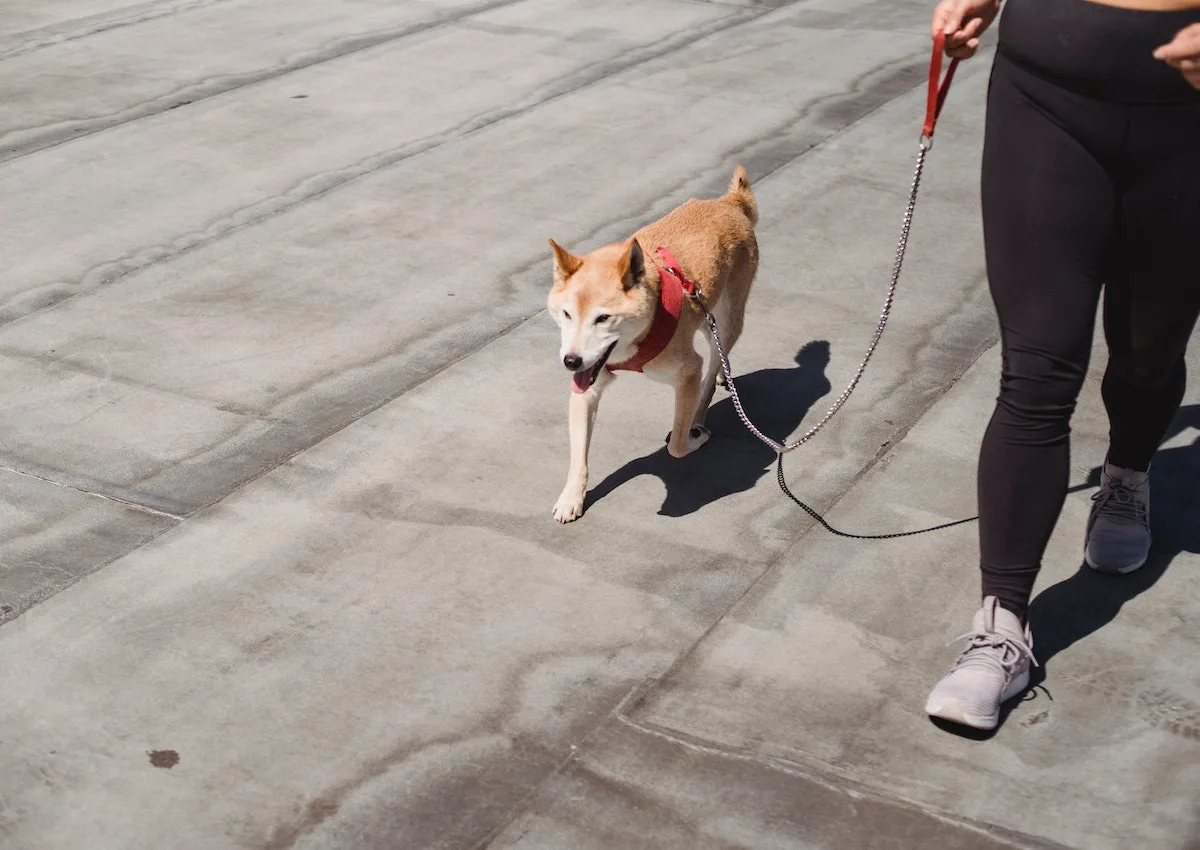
[{"xmin": 997, "ymin": 0, "xmax": 1200, "ymax": 103}]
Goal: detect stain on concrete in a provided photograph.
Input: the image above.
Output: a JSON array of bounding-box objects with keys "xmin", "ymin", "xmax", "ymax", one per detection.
[
  {"xmin": 1022, "ymin": 710, "xmax": 1051, "ymax": 728},
  {"xmin": 148, "ymin": 749, "xmax": 180, "ymax": 769}
]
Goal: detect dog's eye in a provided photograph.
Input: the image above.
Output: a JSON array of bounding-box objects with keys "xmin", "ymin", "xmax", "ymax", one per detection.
[
  {"xmin": 562, "ymin": 310, "xmax": 571, "ymax": 320},
  {"xmin": 595, "ymin": 314, "xmax": 610, "ymax": 324}
]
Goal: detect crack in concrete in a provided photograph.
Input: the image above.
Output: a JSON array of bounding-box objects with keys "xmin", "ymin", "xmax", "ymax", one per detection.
[
  {"xmin": 259, "ymin": 642, "xmax": 649, "ymax": 850},
  {"xmin": 0, "ymin": 0, "xmax": 533, "ymax": 163},
  {"xmin": 608, "ymin": 704, "xmax": 1073, "ymax": 850},
  {"xmin": 0, "ymin": 463, "xmax": 183, "ymax": 520},
  {"xmin": 0, "ymin": 0, "xmax": 235, "ymax": 61},
  {"xmin": 0, "ymin": 347, "xmax": 282, "ymax": 421}
]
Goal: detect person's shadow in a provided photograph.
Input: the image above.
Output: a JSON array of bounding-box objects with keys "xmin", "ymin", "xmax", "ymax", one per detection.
[
  {"xmin": 930, "ymin": 405, "xmax": 1199, "ymax": 739},
  {"xmin": 583, "ymin": 341, "xmax": 833, "ymax": 517},
  {"xmin": 1027, "ymin": 404, "xmax": 1200, "ymax": 682}
]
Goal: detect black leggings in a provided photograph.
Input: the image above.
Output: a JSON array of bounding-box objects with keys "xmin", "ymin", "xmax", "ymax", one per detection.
[{"xmin": 978, "ymin": 0, "xmax": 1200, "ymax": 620}]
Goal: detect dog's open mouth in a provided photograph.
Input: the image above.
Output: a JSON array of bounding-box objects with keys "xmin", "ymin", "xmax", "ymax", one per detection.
[{"xmin": 571, "ymin": 341, "xmax": 618, "ymax": 393}]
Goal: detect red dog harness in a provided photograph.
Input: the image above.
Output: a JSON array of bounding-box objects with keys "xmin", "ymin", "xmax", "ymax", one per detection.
[{"xmin": 606, "ymin": 246, "xmax": 696, "ymax": 374}]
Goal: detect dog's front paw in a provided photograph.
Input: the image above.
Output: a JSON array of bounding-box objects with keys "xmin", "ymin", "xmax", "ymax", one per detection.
[
  {"xmin": 667, "ymin": 425, "xmax": 711, "ymax": 458},
  {"xmin": 552, "ymin": 490, "xmax": 585, "ymax": 523}
]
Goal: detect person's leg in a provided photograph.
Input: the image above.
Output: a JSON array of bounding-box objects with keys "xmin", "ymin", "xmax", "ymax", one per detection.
[
  {"xmin": 974, "ymin": 57, "xmax": 1121, "ymax": 623},
  {"xmin": 1085, "ymin": 103, "xmax": 1200, "ymax": 573},
  {"xmin": 927, "ymin": 55, "xmax": 1119, "ymax": 730},
  {"xmin": 1101, "ymin": 109, "xmax": 1200, "ymax": 472}
]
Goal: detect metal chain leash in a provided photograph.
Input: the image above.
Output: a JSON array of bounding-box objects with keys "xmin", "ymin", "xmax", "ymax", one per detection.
[
  {"xmin": 699, "ymin": 140, "xmax": 929, "ymax": 456},
  {"xmin": 774, "ymin": 453, "xmax": 977, "ymax": 539},
  {"xmin": 692, "ymin": 138, "xmax": 978, "ymax": 539}
]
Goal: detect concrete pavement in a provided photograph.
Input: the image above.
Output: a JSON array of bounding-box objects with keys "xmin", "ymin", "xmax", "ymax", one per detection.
[{"xmin": 1, "ymin": 1, "xmax": 1196, "ymax": 848}]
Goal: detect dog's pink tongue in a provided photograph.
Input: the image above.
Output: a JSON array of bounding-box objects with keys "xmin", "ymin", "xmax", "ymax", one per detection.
[{"xmin": 571, "ymin": 369, "xmax": 591, "ymax": 394}]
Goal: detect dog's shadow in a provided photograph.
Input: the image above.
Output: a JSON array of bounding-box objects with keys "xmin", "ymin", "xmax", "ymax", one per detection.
[
  {"xmin": 1028, "ymin": 404, "xmax": 1200, "ymax": 680},
  {"xmin": 584, "ymin": 340, "xmax": 832, "ymax": 517}
]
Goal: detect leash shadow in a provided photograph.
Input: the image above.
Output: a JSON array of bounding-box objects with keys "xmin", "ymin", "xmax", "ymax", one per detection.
[
  {"xmin": 584, "ymin": 341, "xmax": 832, "ymax": 518},
  {"xmin": 1028, "ymin": 404, "xmax": 1200, "ymax": 676}
]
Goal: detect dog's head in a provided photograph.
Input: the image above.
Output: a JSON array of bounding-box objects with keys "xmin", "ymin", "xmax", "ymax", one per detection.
[{"xmin": 546, "ymin": 237, "xmax": 656, "ymax": 392}]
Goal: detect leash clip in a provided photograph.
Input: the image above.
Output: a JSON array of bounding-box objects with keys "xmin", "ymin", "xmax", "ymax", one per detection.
[
  {"xmin": 671, "ymin": 267, "xmax": 697, "ymax": 297},
  {"xmin": 680, "ymin": 274, "xmax": 703, "ymax": 304},
  {"xmin": 656, "ymin": 246, "xmax": 698, "ymax": 297}
]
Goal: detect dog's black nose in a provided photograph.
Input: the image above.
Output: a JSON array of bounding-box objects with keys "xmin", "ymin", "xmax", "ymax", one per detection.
[{"xmin": 563, "ymin": 354, "xmax": 583, "ymax": 371}]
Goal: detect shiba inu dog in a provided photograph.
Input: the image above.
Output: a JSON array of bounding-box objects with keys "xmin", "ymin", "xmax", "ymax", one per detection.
[{"xmin": 547, "ymin": 165, "xmax": 759, "ymax": 523}]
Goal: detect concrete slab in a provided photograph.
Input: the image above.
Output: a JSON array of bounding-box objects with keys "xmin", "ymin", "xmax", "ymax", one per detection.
[
  {"xmin": 628, "ymin": 337, "xmax": 1200, "ymax": 849},
  {"xmin": 0, "ymin": 352, "xmax": 287, "ymax": 516},
  {"xmin": 0, "ymin": 0, "xmax": 175, "ymax": 40},
  {"xmin": 0, "ymin": 466, "xmax": 174, "ymax": 624},
  {"xmin": 0, "ymin": 0, "xmax": 739, "ymax": 322},
  {"xmin": 487, "ymin": 715, "xmax": 1061, "ymax": 850},
  {"xmin": 0, "ymin": 0, "xmax": 503, "ymax": 156}
]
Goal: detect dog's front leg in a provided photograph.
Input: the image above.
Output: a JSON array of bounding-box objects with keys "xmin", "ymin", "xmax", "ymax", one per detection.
[
  {"xmin": 553, "ymin": 372, "xmax": 610, "ymax": 523},
  {"xmin": 667, "ymin": 355, "xmax": 709, "ymax": 458}
]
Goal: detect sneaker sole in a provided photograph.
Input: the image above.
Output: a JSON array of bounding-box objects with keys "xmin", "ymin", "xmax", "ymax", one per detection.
[
  {"xmin": 1084, "ymin": 549, "xmax": 1148, "ymax": 575},
  {"xmin": 925, "ymin": 668, "xmax": 1031, "ymax": 731}
]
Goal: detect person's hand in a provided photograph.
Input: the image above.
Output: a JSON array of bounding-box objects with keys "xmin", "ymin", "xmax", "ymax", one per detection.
[
  {"xmin": 932, "ymin": 0, "xmax": 1003, "ymax": 59},
  {"xmin": 1154, "ymin": 23, "xmax": 1200, "ymax": 90}
]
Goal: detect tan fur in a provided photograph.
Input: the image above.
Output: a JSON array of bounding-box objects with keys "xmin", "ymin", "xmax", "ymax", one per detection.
[{"xmin": 547, "ymin": 165, "xmax": 759, "ymax": 522}]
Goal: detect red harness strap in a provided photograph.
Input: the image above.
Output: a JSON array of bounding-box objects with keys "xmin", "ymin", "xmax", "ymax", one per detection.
[{"xmin": 607, "ymin": 246, "xmax": 695, "ymax": 374}]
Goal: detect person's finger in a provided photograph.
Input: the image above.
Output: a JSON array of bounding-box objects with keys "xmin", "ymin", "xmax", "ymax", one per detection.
[
  {"xmin": 939, "ymin": 12, "xmax": 964, "ymax": 39},
  {"xmin": 1186, "ymin": 68, "xmax": 1200, "ymax": 90},
  {"xmin": 932, "ymin": 2, "xmax": 958, "ymax": 37},
  {"xmin": 943, "ymin": 2, "xmax": 966, "ymax": 35},
  {"xmin": 1154, "ymin": 41, "xmax": 1186, "ymax": 61},
  {"xmin": 957, "ymin": 17, "xmax": 985, "ymax": 43},
  {"xmin": 947, "ymin": 43, "xmax": 978, "ymax": 59},
  {"xmin": 1154, "ymin": 25, "xmax": 1200, "ymax": 60}
]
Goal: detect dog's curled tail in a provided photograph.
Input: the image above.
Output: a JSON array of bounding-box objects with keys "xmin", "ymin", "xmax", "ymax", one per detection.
[{"xmin": 726, "ymin": 164, "xmax": 758, "ymax": 227}]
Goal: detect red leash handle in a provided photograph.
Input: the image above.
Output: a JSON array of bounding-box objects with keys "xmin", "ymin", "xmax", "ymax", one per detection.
[{"xmin": 923, "ymin": 32, "xmax": 960, "ymax": 140}]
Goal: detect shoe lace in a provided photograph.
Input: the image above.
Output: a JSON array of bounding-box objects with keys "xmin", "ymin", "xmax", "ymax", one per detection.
[
  {"xmin": 1091, "ymin": 479, "xmax": 1148, "ymax": 526},
  {"xmin": 948, "ymin": 629, "xmax": 1038, "ymax": 675}
]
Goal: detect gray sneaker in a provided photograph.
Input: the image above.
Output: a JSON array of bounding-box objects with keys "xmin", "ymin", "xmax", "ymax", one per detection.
[
  {"xmin": 1085, "ymin": 462, "xmax": 1150, "ymax": 575},
  {"xmin": 926, "ymin": 596, "xmax": 1036, "ymax": 731}
]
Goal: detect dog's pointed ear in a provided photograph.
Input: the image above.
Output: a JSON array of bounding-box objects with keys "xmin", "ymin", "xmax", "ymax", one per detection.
[
  {"xmin": 549, "ymin": 239, "xmax": 582, "ymax": 285},
  {"xmin": 621, "ymin": 238, "xmax": 645, "ymax": 291}
]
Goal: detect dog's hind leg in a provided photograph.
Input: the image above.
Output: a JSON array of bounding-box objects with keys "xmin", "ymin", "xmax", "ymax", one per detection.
[
  {"xmin": 691, "ymin": 331, "xmax": 722, "ymax": 432},
  {"xmin": 553, "ymin": 369, "xmax": 612, "ymax": 523},
  {"xmin": 696, "ymin": 290, "xmax": 745, "ymax": 422},
  {"xmin": 667, "ymin": 352, "xmax": 710, "ymax": 458}
]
